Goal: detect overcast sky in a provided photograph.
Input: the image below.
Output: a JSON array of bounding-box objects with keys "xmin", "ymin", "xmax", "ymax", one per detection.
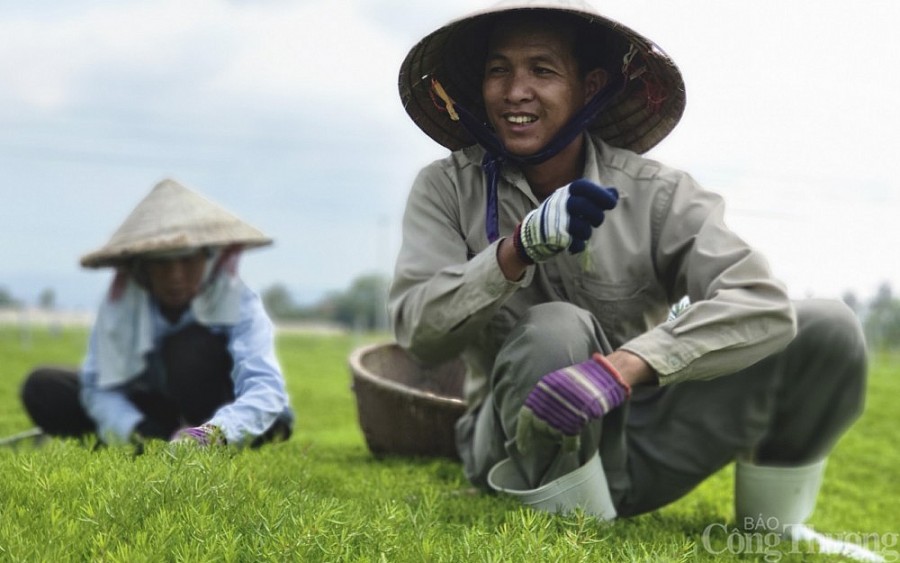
[{"xmin": 1, "ymin": 0, "xmax": 898, "ymax": 310}]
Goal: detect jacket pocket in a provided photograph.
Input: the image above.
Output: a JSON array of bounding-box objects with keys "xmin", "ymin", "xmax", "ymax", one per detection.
[{"xmin": 570, "ymin": 277, "xmax": 667, "ymax": 348}]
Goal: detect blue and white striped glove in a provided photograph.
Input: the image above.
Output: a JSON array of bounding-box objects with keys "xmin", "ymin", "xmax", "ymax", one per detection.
[{"xmin": 513, "ymin": 179, "xmax": 618, "ymax": 264}]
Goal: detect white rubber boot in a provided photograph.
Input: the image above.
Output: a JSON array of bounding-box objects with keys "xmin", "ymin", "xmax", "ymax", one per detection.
[
  {"xmin": 487, "ymin": 452, "xmax": 617, "ymax": 520},
  {"xmin": 735, "ymin": 458, "xmax": 825, "ymax": 533},
  {"xmin": 735, "ymin": 458, "xmax": 884, "ymax": 562}
]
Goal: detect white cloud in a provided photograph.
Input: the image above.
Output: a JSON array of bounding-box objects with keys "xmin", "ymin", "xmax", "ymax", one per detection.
[
  {"xmin": 208, "ymin": 1, "xmax": 411, "ymax": 119},
  {"xmin": 0, "ymin": 1, "xmax": 221, "ymax": 111},
  {"xmin": 0, "ymin": 0, "xmax": 433, "ymax": 120}
]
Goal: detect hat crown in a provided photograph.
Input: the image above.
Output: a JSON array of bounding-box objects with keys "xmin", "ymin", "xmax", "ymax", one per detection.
[
  {"xmin": 80, "ymin": 179, "xmax": 272, "ymax": 268},
  {"xmin": 491, "ymin": 0, "xmax": 596, "ymax": 11}
]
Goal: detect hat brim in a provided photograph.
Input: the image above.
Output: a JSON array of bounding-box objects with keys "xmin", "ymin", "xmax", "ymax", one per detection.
[
  {"xmin": 79, "ymin": 236, "xmax": 272, "ymax": 269},
  {"xmin": 79, "ymin": 179, "xmax": 274, "ymax": 269},
  {"xmin": 398, "ymin": 2, "xmax": 686, "ymax": 154}
]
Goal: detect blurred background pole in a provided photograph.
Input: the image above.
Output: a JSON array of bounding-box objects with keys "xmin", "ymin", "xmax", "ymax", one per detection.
[{"xmin": 376, "ymin": 214, "xmax": 390, "ymax": 334}]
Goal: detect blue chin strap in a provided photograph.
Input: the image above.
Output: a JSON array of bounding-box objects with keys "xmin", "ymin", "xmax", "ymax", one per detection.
[{"xmin": 433, "ymin": 74, "xmax": 625, "ymax": 242}]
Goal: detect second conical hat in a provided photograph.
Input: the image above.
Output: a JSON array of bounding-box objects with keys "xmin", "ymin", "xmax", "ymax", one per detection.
[{"xmin": 80, "ymin": 178, "xmax": 272, "ymax": 268}]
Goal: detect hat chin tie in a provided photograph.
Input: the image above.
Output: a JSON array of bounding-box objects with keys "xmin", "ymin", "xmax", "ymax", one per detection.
[{"xmin": 431, "ymin": 73, "xmax": 624, "ymax": 243}]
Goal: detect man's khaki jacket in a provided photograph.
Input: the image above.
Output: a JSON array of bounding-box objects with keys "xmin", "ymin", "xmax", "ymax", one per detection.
[{"xmin": 389, "ymin": 135, "xmax": 796, "ymax": 408}]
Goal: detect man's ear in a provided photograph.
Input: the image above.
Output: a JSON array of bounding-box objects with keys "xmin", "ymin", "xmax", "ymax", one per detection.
[{"xmin": 583, "ymin": 68, "xmax": 608, "ymax": 100}]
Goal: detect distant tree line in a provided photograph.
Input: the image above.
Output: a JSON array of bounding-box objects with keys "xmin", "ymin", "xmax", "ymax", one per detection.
[
  {"xmin": 3, "ymin": 277, "xmax": 898, "ymax": 349},
  {"xmin": 0, "ymin": 286, "xmax": 20, "ymax": 308},
  {"xmin": 262, "ymin": 273, "xmax": 390, "ymax": 332},
  {"xmin": 843, "ymin": 282, "xmax": 900, "ymax": 351},
  {"xmin": 0, "ymin": 287, "xmax": 56, "ymax": 310},
  {"xmin": 263, "ymin": 275, "xmax": 900, "ymax": 348}
]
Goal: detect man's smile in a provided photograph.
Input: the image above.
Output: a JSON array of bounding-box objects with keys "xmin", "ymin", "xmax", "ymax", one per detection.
[{"xmin": 504, "ymin": 113, "xmax": 538, "ymax": 125}]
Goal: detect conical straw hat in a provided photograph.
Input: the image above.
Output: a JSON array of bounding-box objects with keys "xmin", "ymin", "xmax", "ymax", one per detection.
[
  {"xmin": 80, "ymin": 178, "xmax": 272, "ymax": 268},
  {"xmin": 398, "ymin": 0, "xmax": 685, "ymax": 154}
]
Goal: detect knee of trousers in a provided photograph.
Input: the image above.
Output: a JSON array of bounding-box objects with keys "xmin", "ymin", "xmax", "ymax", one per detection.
[
  {"xmin": 517, "ymin": 302, "xmax": 598, "ymax": 347},
  {"xmin": 490, "ymin": 302, "xmax": 599, "ymax": 425},
  {"xmin": 794, "ymin": 299, "xmax": 868, "ymax": 412},
  {"xmin": 795, "ymin": 299, "xmax": 865, "ymax": 357},
  {"xmin": 20, "ymin": 367, "xmax": 70, "ymax": 407},
  {"xmin": 795, "ymin": 299, "xmax": 867, "ymax": 372},
  {"xmin": 20, "ymin": 369, "xmax": 44, "ymax": 405},
  {"xmin": 495, "ymin": 302, "xmax": 599, "ymax": 377},
  {"xmin": 18, "ymin": 367, "xmax": 93, "ymax": 435}
]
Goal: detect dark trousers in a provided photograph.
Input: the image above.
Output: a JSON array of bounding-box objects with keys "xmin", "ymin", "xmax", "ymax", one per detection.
[
  {"xmin": 20, "ymin": 324, "xmax": 290, "ymax": 446},
  {"xmin": 456, "ymin": 299, "xmax": 867, "ymax": 516}
]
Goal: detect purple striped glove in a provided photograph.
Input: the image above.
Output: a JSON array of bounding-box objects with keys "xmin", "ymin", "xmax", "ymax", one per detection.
[
  {"xmin": 516, "ymin": 353, "xmax": 631, "ymax": 453},
  {"xmin": 170, "ymin": 424, "xmax": 226, "ymax": 446}
]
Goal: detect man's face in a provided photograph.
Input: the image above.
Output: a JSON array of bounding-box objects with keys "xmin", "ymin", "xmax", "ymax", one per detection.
[
  {"xmin": 481, "ymin": 19, "xmax": 592, "ymax": 157},
  {"xmin": 144, "ymin": 250, "xmax": 207, "ymax": 313}
]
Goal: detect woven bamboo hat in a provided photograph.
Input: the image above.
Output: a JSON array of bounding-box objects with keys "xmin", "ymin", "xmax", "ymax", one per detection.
[
  {"xmin": 80, "ymin": 178, "xmax": 272, "ymax": 268},
  {"xmin": 398, "ymin": 0, "xmax": 686, "ymax": 154}
]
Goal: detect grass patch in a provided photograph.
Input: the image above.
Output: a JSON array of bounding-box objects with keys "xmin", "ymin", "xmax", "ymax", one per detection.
[{"xmin": 0, "ymin": 326, "xmax": 897, "ymax": 561}]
